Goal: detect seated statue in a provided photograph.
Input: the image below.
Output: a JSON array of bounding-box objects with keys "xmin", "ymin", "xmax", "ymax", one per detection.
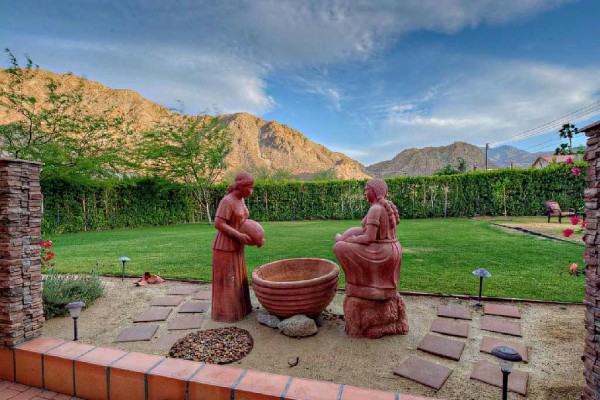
[{"xmin": 334, "ymin": 179, "xmax": 409, "ymax": 338}]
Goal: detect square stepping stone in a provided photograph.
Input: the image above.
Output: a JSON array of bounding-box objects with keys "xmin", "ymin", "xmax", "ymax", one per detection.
[
  {"xmin": 430, "ymin": 318, "xmax": 469, "ymax": 338},
  {"xmin": 133, "ymin": 307, "xmax": 172, "ymax": 322},
  {"xmin": 115, "ymin": 325, "xmax": 159, "ymax": 342},
  {"xmin": 437, "ymin": 305, "xmax": 471, "ymax": 320},
  {"xmin": 168, "ymin": 315, "xmax": 204, "ymax": 330},
  {"xmin": 417, "ymin": 334, "xmax": 465, "ymax": 361},
  {"xmin": 470, "ymin": 360, "xmax": 528, "ymax": 395},
  {"xmin": 168, "ymin": 286, "xmax": 198, "ymax": 295},
  {"xmin": 480, "ymin": 336, "xmax": 528, "ymax": 363},
  {"xmin": 481, "ymin": 316, "xmax": 522, "ymax": 337},
  {"xmin": 394, "ymin": 356, "xmax": 452, "ymax": 390},
  {"xmin": 484, "ymin": 303, "xmax": 521, "ymax": 318},
  {"xmin": 193, "ymin": 290, "xmax": 212, "ymax": 300},
  {"xmin": 178, "ymin": 302, "xmax": 210, "ymax": 313},
  {"xmin": 151, "ymin": 296, "xmax": 186, "ymax": 307},
  {"xmin": 154, "ymin": 333, "xmax": 186, "ymax": 351}
]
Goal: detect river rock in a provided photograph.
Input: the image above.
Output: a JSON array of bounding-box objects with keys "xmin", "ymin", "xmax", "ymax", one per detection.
[
  {"xmin": 278, "ymin": 315, "xmax": 318, "ymax": 338},
  {"xmin": 257, "ymin": 309, "xmax": 281, "ymax": 328}
]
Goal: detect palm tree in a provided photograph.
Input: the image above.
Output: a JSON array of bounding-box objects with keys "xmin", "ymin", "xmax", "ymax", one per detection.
[{"xmin": 559, "ymin": 123, "xmax": 579, "ymax": 154}]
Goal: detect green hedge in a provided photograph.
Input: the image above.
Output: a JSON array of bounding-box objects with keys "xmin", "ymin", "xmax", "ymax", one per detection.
[{"xmin": 41, "ymin": 163, "xmax": 585, "ymax": 233}]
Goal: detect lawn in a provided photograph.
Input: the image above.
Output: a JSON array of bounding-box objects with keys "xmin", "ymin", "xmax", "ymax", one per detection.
[{"xmin": 47, "ymin": 218, "xmax": 586, "ymax": 302}]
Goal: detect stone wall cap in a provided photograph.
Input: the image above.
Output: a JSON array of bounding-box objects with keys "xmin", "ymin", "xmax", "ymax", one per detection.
[
  {"xmin": 580, "ymin": 120, "xmax": 600, "ymax": 133},
  {"xmin": 0, "ymin": 158, "xmax": 44, "ymax": 166}
]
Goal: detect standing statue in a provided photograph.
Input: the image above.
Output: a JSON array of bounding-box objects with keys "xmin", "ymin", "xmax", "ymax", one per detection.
[
  {"xmin": 212, "ymin": 172, "xmax": 264, "ymax": 322},
  {"xmin": 334, "ymin": 179, "xmax": 409, "ymax": 338}
]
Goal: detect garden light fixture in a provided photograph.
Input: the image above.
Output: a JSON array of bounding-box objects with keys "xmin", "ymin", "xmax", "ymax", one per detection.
[
  {"xmin": 472, "ymin": 268, "xmax": 491, "ymax": 306},
  {"xmin": 65, "ymin": 301, "xmax": 86, "ymax": 341},
  {"xmin": 119, "ymin": 256, "xmax": 130, "ymax": 282},
  {"xmin": 491, "ymin": 346, "xmax": 522, "ymax": 400}
]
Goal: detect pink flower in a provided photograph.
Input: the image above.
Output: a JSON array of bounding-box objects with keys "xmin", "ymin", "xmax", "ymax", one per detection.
[
  {"xmin": 570, "ymin": 263, "xmax": 579, "ymax": 274},
  {"xmin": 566, "ymin": 157, "xmax": 573, "ymax": 165},
  {"xmin": 583, "ymin": 220, "xmax": 588, "ymax": 228},
  {"xmin": 571, "ymin": 217, "xmax": 580, "ymax": 225},
  {"xmin": 572, "ymin": 167, "xmax": 581, "ymax": 176},
  {"xmin": 563, "ymin": 228, "xmax": 575, "ymax": 237}
]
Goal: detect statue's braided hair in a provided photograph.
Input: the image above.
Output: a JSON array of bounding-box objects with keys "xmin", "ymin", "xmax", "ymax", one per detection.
[
  {"xmin": 367, "ymin": 179, "xmax": 400, "ymax": 227},
  {"xmin": 227, "ymin": 172, "xmax": 255, "ymax": 194}
]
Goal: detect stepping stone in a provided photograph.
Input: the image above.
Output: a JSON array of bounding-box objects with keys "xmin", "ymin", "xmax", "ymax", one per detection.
[
  {"xmin": 193, "ymin": 290, "xmax": 212, "ymax": 300},
  {"xmin": 430, "ymin": 318, "xmax": 469, "ymax": 338},
  {"xmin": 178, "ymin": 302, "xmax": 210, "ymax": 313},
  {"xmin": 394, "ymin": 356, "xmax": 452, "ymax": 390},
  {"xmin": 481, "ymin": 316, "xmax": 522, "ymax": 337},
  {"xmin": 470, "ymin": 360, "xmax": 528, "ymax": 395},
  {"xmin": 115, "ymin": 325, "xmax": 159, "ymax": 342},
  {"xmin": 133, "ymin": 307, "xmax": 172, "ymax": 322},
  {"xmin": 154, "ymin": 333, "xmax": 186, "ymax": 350},
  {"xmin": 484, "ymin": 303, "xmax": 521, "ymax": 319},
  {"xmin": 151, "ymin": 296, "xmax": 186, "ymax": 307},
  {"xmin": 168, "ymin": 286, "xmax": 198, "ymax": 295},
  {"xmin": 417, "ymin": 334, "xmax": 465, "ymax": 361},
  {"xmin": 168, "ymin": 315, "xmax": 204, "ymax": 330},
  {"xmin": 437, "ymin": 305, "xmax": 471, "ymax": 320},
  {"xmin": 480, "ymin": 336, "xmax": 528, "ymax": 363}
]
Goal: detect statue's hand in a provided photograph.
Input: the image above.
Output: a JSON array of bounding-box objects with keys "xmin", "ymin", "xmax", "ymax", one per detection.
[
  {"xmin": 237, "ymin": 233, "xmax": 252, "ymax": 245},
  {"xmin": 335, "ymin": 234, "xmax": 342, "ymax": 242}
]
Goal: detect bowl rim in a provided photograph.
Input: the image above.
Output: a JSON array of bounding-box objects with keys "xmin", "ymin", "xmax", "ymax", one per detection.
[{"xmin": 251, "ymin": 258, "xmax": 339, "ymax": 289}]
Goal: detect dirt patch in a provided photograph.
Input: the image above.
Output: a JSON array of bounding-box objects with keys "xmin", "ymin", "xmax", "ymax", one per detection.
[{"xmin": 43, "ymin": 277, "xmax": 585, "ymax": 400}]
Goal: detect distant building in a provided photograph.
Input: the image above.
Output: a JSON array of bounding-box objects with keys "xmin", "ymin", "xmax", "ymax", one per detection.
[{"xmin": 531, "ymin": 154, "xmax": 583, "ymax": 168}]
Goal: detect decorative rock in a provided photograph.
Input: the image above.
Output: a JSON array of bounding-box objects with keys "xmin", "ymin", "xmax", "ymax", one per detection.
[
  {"xmin": 257, "ymin": 310, "xmax": 281, "ymax": 328},
  {"xmin": 278, "ymin": 315, "xmax": 318, "ymax": 338},
  {"xmin": 312, "ymin": 313, "xmax": 324, "ymax": 327}
]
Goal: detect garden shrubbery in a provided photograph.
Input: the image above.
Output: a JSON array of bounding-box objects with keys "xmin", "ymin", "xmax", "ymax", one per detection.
[{"xmin": 42, "ymin": 269, "xmax": 105, "ymax": 319}]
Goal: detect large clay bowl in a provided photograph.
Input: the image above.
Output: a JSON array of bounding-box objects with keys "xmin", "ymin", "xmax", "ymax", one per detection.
[{"xmin": 252, "ymin": 258, "xmax": 339, "ymax": 318}]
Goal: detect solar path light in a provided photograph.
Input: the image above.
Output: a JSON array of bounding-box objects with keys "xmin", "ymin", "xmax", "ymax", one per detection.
[
  {"xmin": 119, "ymin": 256, "xmax": 130, "ymax": 282},
  {"xmin": 65, "ymin": 301, "xmax": 86, "ymax": 341},
  {"xmin": 472, "ymin": 268, "xmax": 491, "ymax": 307},
  {"xmin": 491, "ymin": 346, "xmax": 522, "ymax": 400}
]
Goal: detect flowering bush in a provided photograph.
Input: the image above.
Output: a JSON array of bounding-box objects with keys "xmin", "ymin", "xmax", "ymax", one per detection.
[
  {"xmin": 40, "ymin": 239, "xmax": 55, "ymax": 268},
  {"xmin": 572, "ymin": 167, "xmax": 581, "ymax": 176},
  {"xmin": 563, "ymin": 228, "xmax": 575, "ymax": 237}
]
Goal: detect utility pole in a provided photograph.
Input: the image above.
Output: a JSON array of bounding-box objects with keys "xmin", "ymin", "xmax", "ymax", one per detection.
[{"xmin": 485, "ymin": 143, "xmax": 489, "ymax": 171}]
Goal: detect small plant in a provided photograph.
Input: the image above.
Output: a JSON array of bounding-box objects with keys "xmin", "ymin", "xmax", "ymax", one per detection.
[{"xmin": 42, "ymin": 268, "xmax": 104, "ymax": 319}]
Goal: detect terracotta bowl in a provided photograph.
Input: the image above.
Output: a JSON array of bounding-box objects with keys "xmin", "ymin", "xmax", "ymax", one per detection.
[{"xmin": 252, "ymin": 258, "xmax": 339, "ymax": 318}]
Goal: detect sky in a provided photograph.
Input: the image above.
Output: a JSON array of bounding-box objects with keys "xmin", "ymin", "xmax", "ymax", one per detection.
[{"xmin": 1, "ymin": 0, "xmax": 600, "ymax": 166}]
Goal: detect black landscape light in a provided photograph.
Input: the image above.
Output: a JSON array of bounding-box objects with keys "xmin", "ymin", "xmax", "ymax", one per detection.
[
  {"xmin": 65, "ymin": 301, "xmax": 86, "ymax": 341},
  {"xmin": 491, "ymin": 346, "xmax": 522, "ymax": 400},
  {"xmin": 119, "ymin": 256, "xmax": 130, "ymax": 282},
  {"xmin": 472, "ymin": 268, "xmax": 491, "ymax": 306}
]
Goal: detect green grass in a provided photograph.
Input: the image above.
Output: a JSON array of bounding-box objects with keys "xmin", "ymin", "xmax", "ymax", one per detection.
[{"xmin": 47, "ymin": 218, "xmax": 586, "ymax": 302}]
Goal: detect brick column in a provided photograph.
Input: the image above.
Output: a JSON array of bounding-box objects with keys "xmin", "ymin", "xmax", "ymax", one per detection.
[
  {"xmin": 0, "ymin": 158, "xmax": 44, "ymax": 347},
  {"xmin": 582, "ymin": 120, "xmax": 600, "ymax": 400}
]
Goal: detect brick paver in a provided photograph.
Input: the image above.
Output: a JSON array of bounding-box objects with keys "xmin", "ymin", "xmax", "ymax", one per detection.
[
  {"xmin": 480, "ymin": 336, "xmax": 528, "ymax": 363},
  {"xmin": 115, "ymin": 325, "xmax": 159, "ymax": 342},
  {"xmin": 430, "ymin": 318, "xmax": 469, "ymax": 338},
  {"xmin": 193, "ymin": 291, "xmax": 212, "ymax": 300},
  {"xmin": 437, "ymin": 305, "xmax": 471, "ymax": 320},
  {"xmin": 470, "ymin": 360, "xmax": 528, "ymax": 395},
  {"xmin": 167, "ymin": 315, "xmax": 204, "ymax": 330},
  {"xmin": 167, "ymin": 286, "xmax": 198, "ymax": 295},
  {"xmin": 150, "ymin": 296, "xmax": 186, "ymax": 307},
  {"xmin": 394, "ymin": 357, "xmax": 453, "ymax": 390},
  {"xmin": 484, "ymin": 304, "xmax": 521, "ymax": 319},
  {"xmin": 480, "ymin": 316, "xmax": 522, "ymax": 336},
  {"xmin": 0, "ymin": 380, "xmax": 81, "ymax": 400},
  {"xmin": 178, "ymin": 302, "xmax": 210, "ymax": 313},
  {"xmin": 417, "ymin": 334, "xmax": 465, "ymax": 361},
  {"xmin": 133, "ymin": 307, "xmax": 172, "ymax": 322}
]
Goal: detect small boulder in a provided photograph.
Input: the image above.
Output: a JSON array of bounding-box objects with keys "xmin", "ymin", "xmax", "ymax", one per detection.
[
  {"xmin": 278, "ymin": 315, "xmax": 318, "ymax": 338},
  {"xmin": 257, "ymin": 310, "xmax": 280, "ymax": 328}
]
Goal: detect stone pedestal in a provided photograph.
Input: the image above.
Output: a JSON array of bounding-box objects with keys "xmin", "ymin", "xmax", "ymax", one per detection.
[
  {"xmin": 343, "ymin": 293, "xmax": 409, "ymax": 339},
  {"xmin": 0, "ymin": 158, "xmax": 44, "ymax": 347}
]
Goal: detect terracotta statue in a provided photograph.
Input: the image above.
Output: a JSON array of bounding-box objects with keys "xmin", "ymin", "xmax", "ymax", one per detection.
[
  {"xmin": 334, "ymin": 179, "xmax": 409, "ymax": 338},
  {"xmin": 212, "ymin": 172, "xmax": 264, "ymax": 322}
]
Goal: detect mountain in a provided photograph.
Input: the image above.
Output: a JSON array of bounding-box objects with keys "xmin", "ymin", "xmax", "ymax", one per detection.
[
  {"xmin": 485, "ymin": 145, "xmax": 546, "ymax": 168},
  {"xmin": 0, "ymin": 69, "xmax": 369, "ymax": 180},
  {"xmin": 366, "ymin": 141, "xmax": 496, "ymax": 177}
]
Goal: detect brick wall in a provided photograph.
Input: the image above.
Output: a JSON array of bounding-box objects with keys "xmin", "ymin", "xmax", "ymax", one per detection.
[
  {"xmin": 0, "ymin": 158, "xmax": 44, "ymax": 347},
  {"xmin": 582, "ymin": 121, "xmax": 600, "ymax": 399}
]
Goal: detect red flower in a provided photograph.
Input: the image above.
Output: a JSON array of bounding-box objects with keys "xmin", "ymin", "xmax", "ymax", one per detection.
[
  {"xmin": 583, "ymin": 220, "xmax": 588, "ymax": 228},
  {"xmin": 566, "ymin": 157, "xmax": 573, "ymax": 165},
  {"xmin": 572, "ymin": 167, "xmax": 581, "ymax": 176},
  {"xmin": 43, "ymin": 251, "xmax": 55, "ymax": 262},
  {"xmin": 571, "ymin": 217, "xmax": 580, "ymax": 225},
  {"xmin": 569, "ymin": 263, "xmax": 579, "ymax": 274},
  {"xmin": 563, "ymin": 228, "xmax": 575, "ymax": 237}
]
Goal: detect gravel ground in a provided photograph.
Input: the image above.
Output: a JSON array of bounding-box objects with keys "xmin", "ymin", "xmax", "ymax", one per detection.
[{"xmin": 43, "ymin": 277, "xmax": 585, "ymax": 400}]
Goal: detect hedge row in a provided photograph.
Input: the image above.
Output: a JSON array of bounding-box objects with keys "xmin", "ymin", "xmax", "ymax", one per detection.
[{"xmin": 41, "ymin": 164, "xmax": 585, "ymax": 234}]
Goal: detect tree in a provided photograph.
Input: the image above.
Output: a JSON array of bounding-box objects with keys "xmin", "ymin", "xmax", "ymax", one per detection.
[
  {"xmin": 555, "ymin": 123, "xmax": 579, "ymax": 155},
  {"xmin": 0, "ymin": 49, "xmax": 134, "ymax": 180},
  {"xmin": 457, "ymin": 157, "xmax": 467, "ymax": 173},
  {"xmin": 140, "ymin": 114, "xmax": 232, "ymax": 223}
]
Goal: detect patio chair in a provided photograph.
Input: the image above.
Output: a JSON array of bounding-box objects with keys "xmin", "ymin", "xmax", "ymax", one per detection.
[{"xmin": 545, "ymin": 201, "xmax": 576, "ymax": 223}]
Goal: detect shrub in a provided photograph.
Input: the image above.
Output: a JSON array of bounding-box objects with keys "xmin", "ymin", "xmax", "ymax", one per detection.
[{"xmin": 42, "ymin": 269, "xmax": 105, "ymax": 319}]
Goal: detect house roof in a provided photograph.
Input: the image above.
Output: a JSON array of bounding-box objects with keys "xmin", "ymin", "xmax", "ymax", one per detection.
[{"xmin": 531, "ymin": 154, "xmax": 582, "ymax": 167}]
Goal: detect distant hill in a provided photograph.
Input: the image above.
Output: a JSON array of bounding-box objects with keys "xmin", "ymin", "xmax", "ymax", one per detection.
[
  {"xmin": 366, "ymin": 141, "xmax": 496, "ymax": 177},
  {"xmin": 0, "ymin": 69, "xmax": 369, "ymax": 180},
  {"xmin": 485, "ymin": 145, "xmax": 546, "ymax": 168}
]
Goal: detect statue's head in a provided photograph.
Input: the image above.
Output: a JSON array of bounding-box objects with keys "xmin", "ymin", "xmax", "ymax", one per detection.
[
  {"xmin": 366, "ymin": 179, "xmax": 388, "ymax": 200},
  {"xmin": 227, "ymin": 172, "xmax": 255, "ymax": 195}
]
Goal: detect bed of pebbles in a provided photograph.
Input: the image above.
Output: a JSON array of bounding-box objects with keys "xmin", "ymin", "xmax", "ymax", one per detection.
[{"xmin": 168, "ymin": 326, "xmax": 254, "ymax": 364}]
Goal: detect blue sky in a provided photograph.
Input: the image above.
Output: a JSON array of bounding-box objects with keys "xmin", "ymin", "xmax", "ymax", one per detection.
[{"xmin": 2, "ymin": 0, "xmax": 599, "ymax": 165}]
